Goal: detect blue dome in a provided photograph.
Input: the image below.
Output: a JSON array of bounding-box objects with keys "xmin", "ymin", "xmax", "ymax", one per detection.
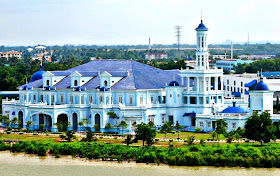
[
  {"xmin": 99, "ymin": 87, "xmax": 109, "ymax": 91},
  {"xmin": 22, "ymin": 85, "xmax": 31, "ymax": 90},
  {"xmin": 45, "ymin": 86, "xmax": 54, "ymax": 90},
  {"xmin": 221, "ymin": 102, "xmax": 248, "ymax": 114},
  {"xmin": 254, "ymin": 81, "xmax": 269, "ymax": 91},
  {"xmin": 195, "ymin": 20, "xmax": 208, "ymax": 31},
  {"xmin": 168, "ymin": 81, "xmax": 180, "ymax": 86},
  {"xmin": 30, "ymin": 70, "xmax": 45, "ymax": 82},
  {"xmin": 75, "ymin": 86, "xmax": 85, "ymax": 91}
]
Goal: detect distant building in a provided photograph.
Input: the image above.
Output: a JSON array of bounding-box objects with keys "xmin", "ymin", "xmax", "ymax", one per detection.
[
  {"xmin": 212, "ymin": 54, "xmax": 228, "ymax": 60},
  {"xmin": 35, "ymin": 45, "xmax": 46, "ymax": 50},
  {"xmin": 0, "ymin": 51, "xmax": 22, "ymax": 59},
  {"xmin": 145, "ymin": 53, "xmax": 168, "ymax": 60},
  {"xmin": 216, "ymin": 59, "xmax": 254, "ymax": 72},
  {"xmin": 239, "ymin": 55, "xmax": 276, "ymax": 60}
]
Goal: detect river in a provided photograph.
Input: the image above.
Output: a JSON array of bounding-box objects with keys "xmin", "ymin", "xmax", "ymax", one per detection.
[{"xmin": 0, "ymin": 151, "xmax": 279, "ymax": 176}]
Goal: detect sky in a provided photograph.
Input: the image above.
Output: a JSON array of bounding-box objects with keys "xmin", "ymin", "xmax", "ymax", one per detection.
[{"xmin": 0, "ymin": 0, "xmax": 279, "ymax": 46}]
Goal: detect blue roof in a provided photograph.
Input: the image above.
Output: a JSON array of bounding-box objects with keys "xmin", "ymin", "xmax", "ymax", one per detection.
[
  {"xmin": 30, "ymin": 70, "xmax": 45, "ymax": 82},
  {"xmin": 245, "ymin": 79, "xmax": 257, "ymax": 87},
  {"xmin": 20, "ymin": 60, "xmax": 182, "ymax": 90},
  {"xmin": 99, "ymin": 87, "xmax": 109, "ymax": 91},
  {"xmin": 75, "ymin": 86, "xmax": 85, "ymax": 91},
  {"xmin": 254, "ymin": 80, "xmax": 269, "ymax": 91},
  {"xmin": 195, "ymin": 20, "xmax": 208, "ymax": 31},
  {"xmin": 22, "ymin": 85, "xmax": 31, "ymax": 90},
  {"xmin": 168, "ymin": 81, "xmax": 180, "ymax": 86},
  {"xmin": 45, "ymin": 86, "xmax": 54, "ymax": 90},
  {"xmin": 221, "ymin": 102, "xmax": 248, "ymax": 114}
]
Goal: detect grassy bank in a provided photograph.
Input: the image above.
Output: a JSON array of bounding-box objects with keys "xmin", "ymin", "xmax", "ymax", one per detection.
[{"xmin": 1, "ymin": 140, "xmax": 280, "ymax": 168}]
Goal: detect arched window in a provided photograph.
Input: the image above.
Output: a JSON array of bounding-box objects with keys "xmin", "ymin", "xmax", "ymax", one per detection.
[
  {"xmin": 46, "ymin": 80, "xmax": 50, "ymax": 86},
  {"xmin": 74, "ymin": 80, "xmax": 78, "ymax": 86},
  {"xmin": 104, "ymin": 80, "xmax": 108, "ymax": 87}
]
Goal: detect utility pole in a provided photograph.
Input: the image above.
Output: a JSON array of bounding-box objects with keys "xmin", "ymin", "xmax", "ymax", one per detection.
[{"xmin": 175, "ymin": 26, "xmax": 182, "ymax": 51}]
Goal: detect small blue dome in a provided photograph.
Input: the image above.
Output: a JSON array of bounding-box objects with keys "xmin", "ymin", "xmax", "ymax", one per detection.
[
  {"xmin": 45, "ymin": 86, "xmax": 54, "ymax": 90},
  {"xmin": 168, "ymin": 81, "xmax": 180, "ymax": 86},
  {"xmin": 221, "ymin": 102, "xmax": 248, "ymax": 114},
  {"xmin": 254, "ymin": 81, "xmax": 269, "ymax": 91},
  {"xmin": 22, "ymin": 85, "xmax": 31, "ymax": 90},
  {"xmin": 30, "ymin": 70, "xmax": 45, "ymax": 82},
  {"xmin": 195, "ymin": 20, "xmax": 208, "ymax": 31},
  {"xmin": 99, "ymin": 87, "xmax": 109, "ymax": 91},
  {"xmin": 75, "ymin": 86, "xmax": 85, "ymax": 91}
]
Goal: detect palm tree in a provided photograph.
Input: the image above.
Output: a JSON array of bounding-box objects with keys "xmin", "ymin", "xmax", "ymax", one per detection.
[
  {"xmin": 118, "ymin": 120, "xmax": 128, "ymax": 138},
  {"xmin": 175, "ymin": 122, "xmax": 184, "ymax": 140},
  {"xmin": 11, "ymin": 117, "xmax": 19, "ymax": 128}
]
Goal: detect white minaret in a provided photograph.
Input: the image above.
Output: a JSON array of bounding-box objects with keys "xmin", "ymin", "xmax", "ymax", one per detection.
[{"xmin": 195, "ymin": 20, "xmax": 209, "ymax": 70}]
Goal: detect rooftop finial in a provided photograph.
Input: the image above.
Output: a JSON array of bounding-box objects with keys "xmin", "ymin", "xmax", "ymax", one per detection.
[
  {"xmin": 40, "ymin": 59, "xmax": 44, "ymax": 71},
  {"xmin": 201, "ymin": 10, "xmax": 203, "ymax": 22}
]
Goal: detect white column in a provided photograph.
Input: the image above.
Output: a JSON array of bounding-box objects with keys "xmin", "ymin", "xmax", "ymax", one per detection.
[
  {"xmin": 196, "ymin": 77, "xmax": 199, "ymax": 92},
  {"xmin": 187, "ymin": 77, "xmax": 190, "ymax": 92}
]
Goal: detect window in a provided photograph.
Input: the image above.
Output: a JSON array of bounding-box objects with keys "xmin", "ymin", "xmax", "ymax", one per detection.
[
  {"xmin": 170, "ymin": 94, "xmax": 172, "ymax": 97},
  {"xmin": 104, "ymin": 80, "xmax": 108, "ymax": 87},
  {"xmin": 46, "ymin": 80, "xmax": 50, "ymax": 86},
  {"xmin": 74, "ymin": 80, "xmax": 78, "ymax": 86},
  {"xmin": 207, "ymin": 122, "xmax": 211, "ymax": 127},
  {"xmin": 51, "ymin": 95, "xmax": 54, "ymax": 104},
  {"xmin": 129, "ymin": 97, "xmax": 133, "ymax": 105},
  {"xmin": 232, "ymin": 123, "xmax": 236, "ymax": 129},
  {"xmin": 177, "ymin": 94, "xmax": 179, "ymax": 97},
  {"xmin": 241, "ymin": 82, "xmax": 243, "ymax": 87},
  {"xmin": 168, "ymin": 116, "xmax": 174, "ymax": 124},
  {"xmin": 234, "ymin": 81, "xmax": 236, "ymax": 86},
  {"xmin": 81, "ymin": 96, "xmax": 84, "ymax": 104},
  {"xmin": 99, "ymin": 96, "xmax": 103, "ymax": 104},
  {"xmin": 199, "ymin": 122, "xmax": 204, "ymax": 127},
  {"xmin": 140, "ymin": 97, "xmax": 143, "ymax": 104},
  {"xmin": 40, "ymin": 95, "xmax": 43, "ymax": 102},
  {"xmin": 70, "ymin": 96, "xmax": 73, "ymax": 103},
  {"xmin": 33, "ymin": 95, "xmax": 36, "ymax": 102},
  {"xmin": 119, "ymin": 96, "xmax": 123, "ymax": 104},
  {"xmin": 162, "ymin": 96, "xmax": 166, "ymax": 104},
  {"xmin": 89, "ymin": 96, "xmax": 93, "ymax": 103},
  {"xmin": 183, "ymin": 97, "xmax": 188, "ymax": 104},
  {"xmin": 162, "ymin": 116, "xmax": 165, "ymax": 123},
  {"xmin": 190, "ymin": 97, "xmax": 197, "ymax": 104},
  {"xmin": 60, "ymin": 95, "xmax": 64, "ymax": 103},
  {"xmin": 150, "ymin": 96, "xmax": 154, "ymax": 104},
  {"xmin": 227, "ymin": 80, "xmax": 229, "ymax": 84}
]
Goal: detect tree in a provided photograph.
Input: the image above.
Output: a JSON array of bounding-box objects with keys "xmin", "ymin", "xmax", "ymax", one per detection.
[
  {"xmin": 39, "ymin": 124, "xmax": 45, "ymax": 131},
  {"xmin": 245, "ymin": 111, "xmax": 276, "ymax": 146},
  {"xmin": 160, "ymin": 122, "xmax": 172, "ymax": 138},
  {"xmin": 26, "ymin": 121, "xmax": 33, "ymax": 129},
  {"xmin": 175, "ymin": 122, "xmax": 184, "ymax": 140},
  {"xmin": 135, "ymin": 122, "xmax": 156, "ymax": 146},
  {"xmin": 0, "ymin": 115, "xmax": 10, "ymax": 127},
  {"xmin": 125, "ymin": 134, "xmax": 133, "ymax": 146},
  {"xmin": 214, "ymin": 119, "xmax": 227, "ymax": 141},
  {"xmin": 84, "ymin": 130, "xmax": 94, "ymax": 142},
  {"xmin": 105, "ymin": 122, "xmax": 113, "ymax": 132},
  {"xmin": 148, "ymin": 121, "xmax": 155, "ymax": 127},
  {"xmin": 118, "ymin": 120, "xmax": 128, "ymax": 138},
  {"xmin": 211, "ymin": 131, "xmax": 217, "ymax": 140},
  {"xmin": 107, "ymin": 111, "xmax": 117, "ymax": 125},
  {"xmin": 94, "ymin": 124, "xmax": 100, "ymax": 132},
  {"xmin": 78, "ymin": 121, "xmax": 84, "ymax": 128},
  {"xmin": 11, "ymin": 117, "xmax": 19, "ymax": 128},
  {"xmin": 60, "ymin": 130, "xmax": 76, "ymax": 142},
  {"xmin": 82, "ymin": 118, "xmax": 90, "ymax": 129}
]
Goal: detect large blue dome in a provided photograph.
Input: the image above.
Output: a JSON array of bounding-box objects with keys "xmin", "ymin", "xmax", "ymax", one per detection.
[
  {"xmin": 195, "ymin": 20, "xmax": 208, "ymax": 31},
  {"xmin": 254, "ymin": 81, "xmax": 269, "ymax": 91},
  {"xmin": 221, "ymin": 102, "xmax": 248, "ymax": 114},
  {"xmin": 30, "ymin": 70, "xmax": 45, "ymax": 82},
  {"xmin": 168, "ymin": 81, "xmax": 180, "ymax": 86}
]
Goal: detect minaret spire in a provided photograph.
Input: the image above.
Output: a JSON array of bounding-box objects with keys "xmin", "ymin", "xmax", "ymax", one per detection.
[{"xmin": 201, "ymin": 10, "xmax": 203, "ymax": 22}]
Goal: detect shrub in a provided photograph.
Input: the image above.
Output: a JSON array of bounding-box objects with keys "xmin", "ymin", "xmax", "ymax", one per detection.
[
  {"xmin": 194, "ymin": 127, "xmax": 201, "ymax": 133},
  {"xmin": 6, "ymin": 131, "xmax": 11, "ymax": 134}
]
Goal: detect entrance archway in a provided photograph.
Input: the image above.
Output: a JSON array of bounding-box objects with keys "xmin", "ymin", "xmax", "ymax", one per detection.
[
  {"xmin": 94, "ymin": 114, "xmax": 101, "ymax": 132},
  {"xmin": 72, "ymin": 113, "xmax": 78, "ymax": 131},
  {"xmin": 39, "ymin": 113, "xmax": 52, "ymax": 130},
  {"xmin": 57, "ymin": 114, "xmax": 68, "ymax": 131},
  {"xmin": 18, "ymin": 111, "xmax": 23, "ymax": 128}
]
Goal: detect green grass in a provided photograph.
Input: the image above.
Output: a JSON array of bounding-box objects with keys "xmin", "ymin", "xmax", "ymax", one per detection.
[
  {"xmin": 156, "ymin": 132, "xmax": 226, "ymax": 140},
  {"xmin": 0, "ymin": 133, "xmax": 59, "ymax": 142}
]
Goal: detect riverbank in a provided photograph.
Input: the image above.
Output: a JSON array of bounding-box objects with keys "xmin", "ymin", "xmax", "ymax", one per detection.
[
  {"xmin": 0, "ymin": 151, "xmax": 279, "ymax": 176},
  {"xmin": 1, "ymin": 140, "xmax": 280, "ymax": 168}
]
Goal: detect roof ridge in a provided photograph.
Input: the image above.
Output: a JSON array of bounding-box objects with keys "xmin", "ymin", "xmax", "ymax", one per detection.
[{"xmin": 131, "ymin": 60, "xmax": 137, "ymax": 89}]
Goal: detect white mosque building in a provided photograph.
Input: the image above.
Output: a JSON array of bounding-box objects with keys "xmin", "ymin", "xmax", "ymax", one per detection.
[{"xmin": 2, "ymin": 20, "xmax": 279, "ymax": 133}]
